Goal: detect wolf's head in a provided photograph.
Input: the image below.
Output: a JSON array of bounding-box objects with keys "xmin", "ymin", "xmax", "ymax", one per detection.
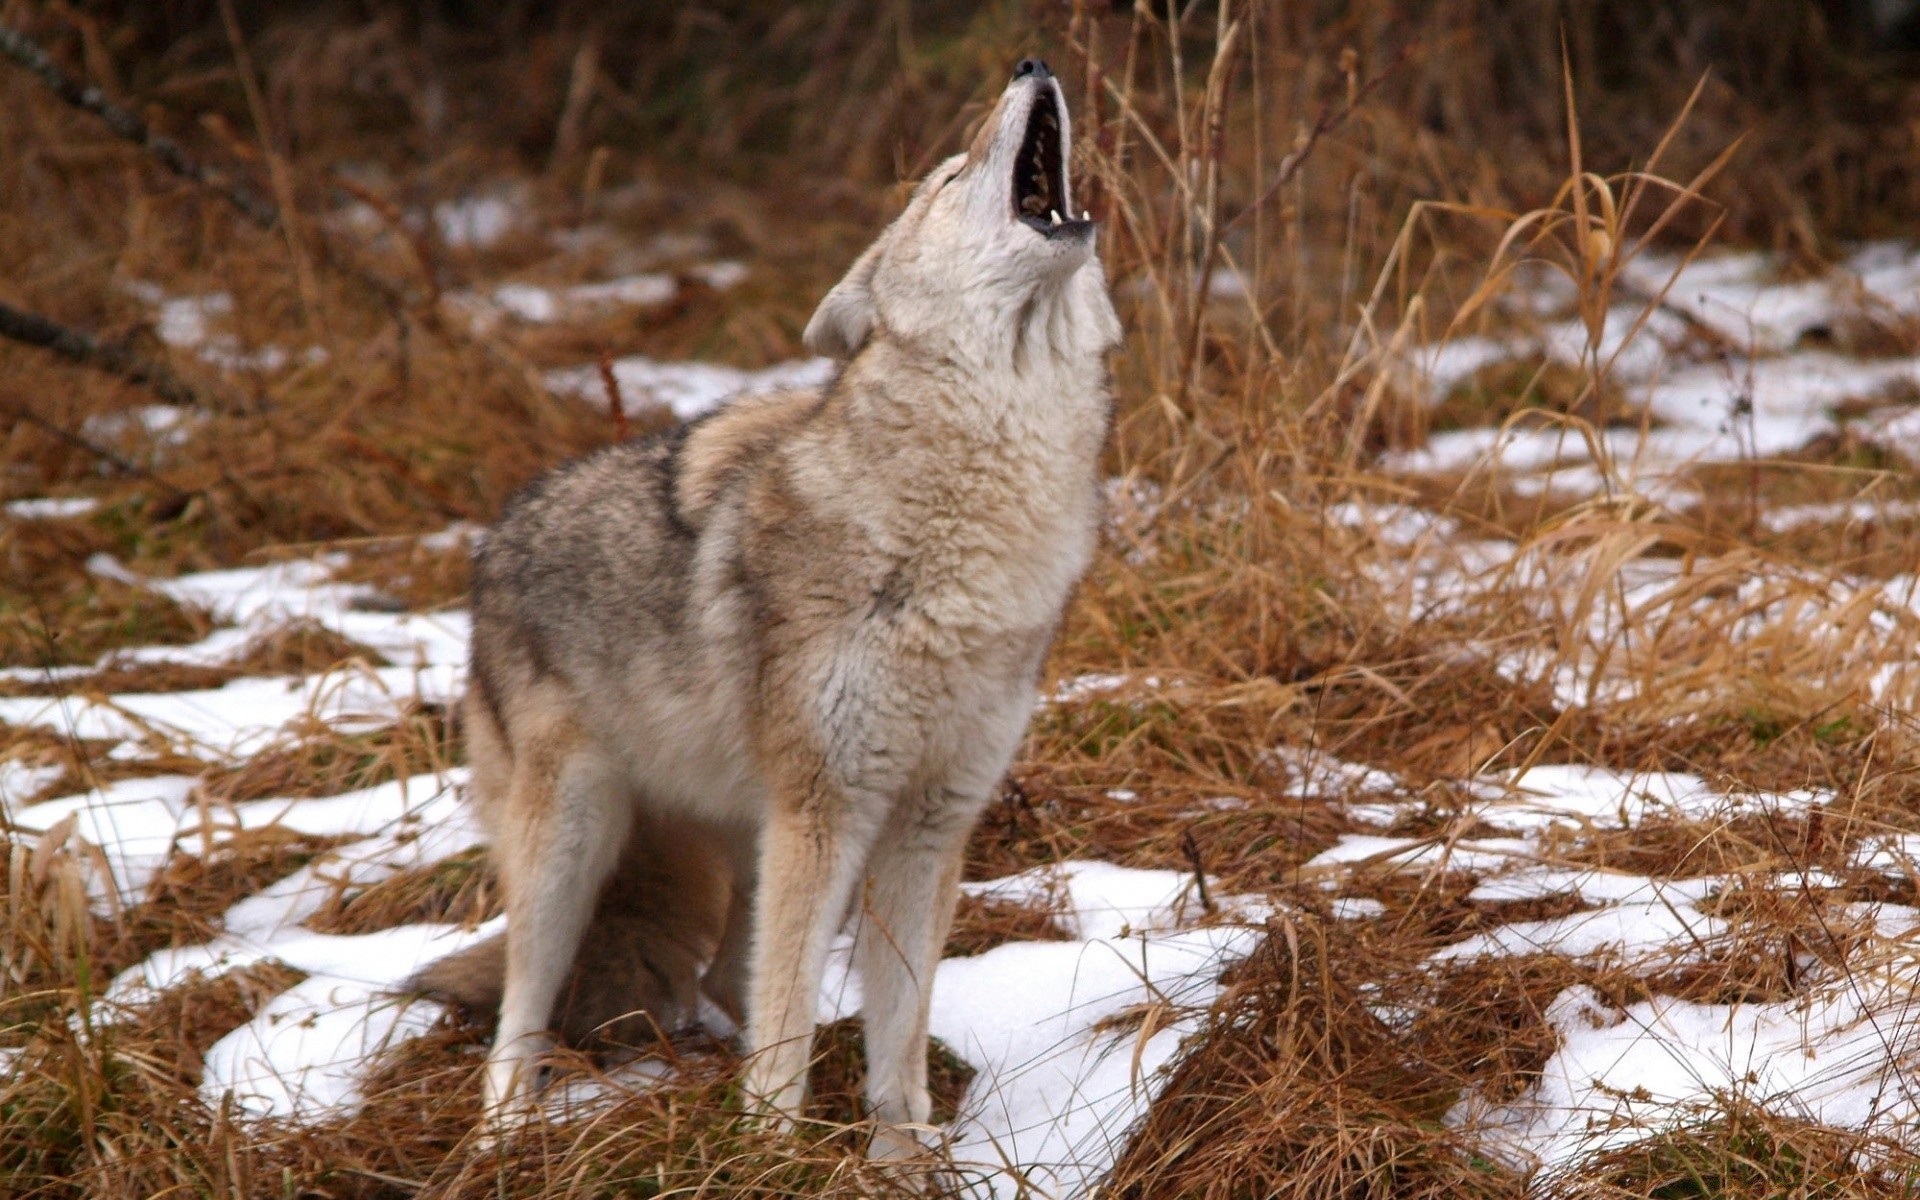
[{"xmin": 804, "ymin": 59, "xmax": 1120, "ymax": 366}]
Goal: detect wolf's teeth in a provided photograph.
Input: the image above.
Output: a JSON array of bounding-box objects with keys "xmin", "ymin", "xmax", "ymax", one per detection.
[
  {"xmin": 1050, "ymin": 209, "xmax": 1060, "ymax": 224},
  {"xmin": 1083, "ymin": 210, "xmax": 1091, "ymax": 221}
]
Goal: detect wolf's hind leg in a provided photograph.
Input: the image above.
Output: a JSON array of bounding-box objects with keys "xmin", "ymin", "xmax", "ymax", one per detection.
[
  {"xmin": 699, "ymin": 838, "xmax": 757, "ymax": 1028},
  {"xmin": 483, "ymin": 718, "xmax": 632, "ymax": 1119},
  {"xmin": 742, "ymin": 791, "xmax": 883, "ymax": 1123},
  {"xmin": 854, "ymin": 804, "xmax": 971, "ymax": 1161}
]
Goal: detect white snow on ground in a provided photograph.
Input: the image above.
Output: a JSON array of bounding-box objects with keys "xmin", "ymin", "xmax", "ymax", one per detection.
[
  {"xmin": 815, "ymin": 862, "xmax": 1268, "ymax": 1200},
  {"xmin": 1335, "ymin": 489, "xmax": 1920, "ymax": 714},
  {"xmin": 0, "ymin": 666, "xmax": 463, "ymax": 760},
  {"xmin": 1453, "ymin": 938, "xmax": 1920, "ymax": 1178},
  {"xmin": 10, "ymin": 243, "xmax": 1920, "ymax": 1193},
  {"xmin": 81, "ymin": 403, "xmax": 197, "ymax": 449},
  {"xmin": 448, "ymin": 262, "xmax": 747, "ymax": 329},
  {"xmin": 1856, "ymin": 834, "xmax": 1920, "ymax": 879},
  {"xmin": 433, "ymin": 189, "xmax": 525, "ymax": 249},
  {"xmin": 118, "ymin": 284, "xmax": 327, "ymax": 374},
  {"xmin": 547, "ymin": 354, "xmax": 837, "ymax": 421},
  {"xmin": 0, "ymin": 535, "xmax": 1260, "ymax": 1200},
  {"xmin": 0, "ymin": 552, "xmax": 472, "ymax": 760},
  {"xmin": 933, "ymin": 919, "xmax": 1261, "ymax": 1199},
  {"xmin": 1297, "ymin": 742, "xmax": 1920, "ymax": 1180},
  {"xmin": 1469, "ymin": 764, "xmax": 1827, "ymax": 834},
  {"xmin": 5, "ymin": 496, "xmax": 100, "ymax": 520},
  {"xmin": 1388, "ymin": 245, "xmax": 1920, "ymax": 504}
]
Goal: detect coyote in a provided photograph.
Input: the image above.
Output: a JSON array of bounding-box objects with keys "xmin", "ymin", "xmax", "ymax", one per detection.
[{"xmin": 417, "ymin": 57, "xmax": 1118, "ymax": 1159}]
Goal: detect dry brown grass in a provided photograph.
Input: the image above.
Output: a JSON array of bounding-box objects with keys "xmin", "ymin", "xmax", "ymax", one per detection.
[
  {"xmin": 198, "ymin": 701, "xmax": 460, "ymax": 804},
  {"xmin": 0, "ymin": 616, "xmax": 389, "ymax": 697},
  {"xmin": 326, "ymin": 534, "xmax": 474, "ymax": 613},
  {"xmin": 1548, "ymin": 1103, "xmax": 1920, "ymax": 1198},
  {"xmin": 305, "ymin": 844, "xmax": 501, "ymax": 938},
  {"xmin": 1107, "ymin": 916, "xmax": 1519, "ymax": 1199},
  {"xmin": 3, "ymin": 1, "xmax": 1920, "ymax": 1196}
]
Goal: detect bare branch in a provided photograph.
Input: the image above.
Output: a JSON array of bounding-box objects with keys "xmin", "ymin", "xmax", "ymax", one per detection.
[
  {"xmin": 0, "ymin": 300, "xmax": 245, "ymax": 414},
  {"xmin": 0, "ymin": 393, "xmax": 191, "ymax": 500},
  {"xmin": 0, "ymin": 20, "xmax": 278, "ymax": 230}
]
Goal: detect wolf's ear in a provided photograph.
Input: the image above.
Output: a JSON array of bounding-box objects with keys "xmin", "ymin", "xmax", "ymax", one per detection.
[{"xmin": 803, "ymin": 229, "xmax": 890, "ymax": 358}]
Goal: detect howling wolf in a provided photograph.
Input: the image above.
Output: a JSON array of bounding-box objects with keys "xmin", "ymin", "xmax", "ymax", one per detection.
[{"xmin": 416, "ymin": 56, "xmax": 1119, "ymax": 1160}]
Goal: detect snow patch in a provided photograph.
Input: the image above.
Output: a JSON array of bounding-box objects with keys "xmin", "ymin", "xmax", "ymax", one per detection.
[{"xmin": 546, "ymin": 354, "xmax": 836, "ymax": 421}]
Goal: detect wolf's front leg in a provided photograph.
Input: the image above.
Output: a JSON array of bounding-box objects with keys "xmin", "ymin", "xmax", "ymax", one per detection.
[
  {"xmin": 853, "ymin": 807, "xmax": 972, "ymax": 1162},
  {"xmin": 741, "ymin": 790, "xmax": 881, "ymax": 1123}
]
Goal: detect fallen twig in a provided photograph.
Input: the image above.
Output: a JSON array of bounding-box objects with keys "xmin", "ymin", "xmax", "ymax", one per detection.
[
  {"xmin": 598, "ymin": 349, "xmax": 629, "ymax": 442},
  {"xmin": 1181, "ymin": 828, "xmax": 1215, "ymax": 915}
]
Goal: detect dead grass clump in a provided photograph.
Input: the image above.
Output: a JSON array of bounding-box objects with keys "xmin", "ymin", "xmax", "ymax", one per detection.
[
  {"xmin": 107, "ymin": 824, "xmax": 352, "ymax": 973},
  {"xmin": 943, "ymin": 892, "xmax": 1072, "ymax": 957},
  {"xmin": 963, "ymin": 766, "xmax": 1350, "ymax": 900},
  {"xmin": 305, "ymin": 844, "xmax": 500, "ymax": 936},
  {"xmin": 1752, "ymin": 512, "xmax": 1920, "ymax": 579},
  {"xmin": 1412, "ymin": 954, "xmax": 1596, "ymax": 1106},
  {"xmin": 0, "ymin": 720, "xmax": 210, "ymax": 804},
  {"xmin": 1390, "ymin": 470, "xmax": 1601, "ymax": 546},
  {"xmin": 1108, "ymin": 916, "xmax": 1520, "ymax": 1200},
  {"xmin": 199, "ymin": 702, "xmax": 459, "ymax": 803},
  {"xmin": 1538, "ymin": 745, "xmax": 1917, "ymax": 883},
  {"xmin": 1548, "ymin": 1102, "xmax": 1918, "ymax": 1198},
  {"xmin": 0, "ymin": 617, "xmax": 388, "ymax": 698},
  {"xmin": 0, "ymin": 659, "xmax": 235, "ymax": 698},
  {"xmin": 330, "ymin": 1031, "xmax": 926, "ymax": 1200},
  {"xmin": 1544, "ymin": 813, "xmax": 1824, "ymax": 880},
  {"xmin": 1282, "ymin": 653, "xmax": 1564, "ymax": 786},
  {"xmin": 230, "ymin": 617, "xmax": 390, "ymax": 675},
  {"xmin": 1690, "ymin": 454, "xmax": 1919, "ymax": 513},
  {"xmin": 806, "ymin": 1017, "xmax": 976, "ymax": 1131},
  {"xmin": 327, "ymin": 534, "xmax": 474, "ymax": 612},
  {"xmin": 1431, "ymin": 360, "xmax": 1646, "ymax": 436},
  {"xmin": 126, "ymin": 960, "xmax": 308, "ymax": 1082},
  {"xmin": 0, "ymin": 574, "xmax": 212, "ymax": 670}
]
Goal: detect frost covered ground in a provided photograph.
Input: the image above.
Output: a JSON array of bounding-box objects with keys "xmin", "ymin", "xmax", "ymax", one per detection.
[{"xmin": 4, "ymin": 241, "xmax": 1919, "ymax": 1195}]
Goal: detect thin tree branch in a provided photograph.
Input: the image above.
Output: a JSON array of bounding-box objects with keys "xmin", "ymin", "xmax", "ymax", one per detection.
[
  {"xmin": 0, "ymin": 300, "xmax": 244, "ymax": 414},
  {"xmin": 0, "ymin": 19, "xmax": 558, "ymax": 416},
  {"xmin": 0, "ymin": 393, "xmax": 191, "ymax": 500},
  {"xmin": 0, "ymin": 20, "xmax": 278, "ymax": 230}
]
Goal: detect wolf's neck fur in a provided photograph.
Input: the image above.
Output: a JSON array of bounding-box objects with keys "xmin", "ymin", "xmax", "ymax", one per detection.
[
  {"xmin": 848, "ymin": 261, "xmax": 1117, "ymax": 443},
  {"xmin": 784, "ymin": 261, "xmax": 1116, "ymax": 623}
]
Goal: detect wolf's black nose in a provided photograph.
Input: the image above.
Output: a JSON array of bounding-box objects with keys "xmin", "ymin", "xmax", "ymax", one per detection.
[{"xmin": 1013, "ymin": 58, "xmax": 1052, "ymax": 82}]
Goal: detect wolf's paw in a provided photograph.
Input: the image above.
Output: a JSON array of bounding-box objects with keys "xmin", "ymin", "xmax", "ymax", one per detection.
[{"xmin": 866, "ymin": 1122, "xmax": 961, "ymax": 1195}]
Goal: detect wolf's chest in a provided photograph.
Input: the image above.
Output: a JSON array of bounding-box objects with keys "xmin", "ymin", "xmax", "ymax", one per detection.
[{"xmin": 876, "ymin": 477, "xmax": 1096, "ymax": 647}]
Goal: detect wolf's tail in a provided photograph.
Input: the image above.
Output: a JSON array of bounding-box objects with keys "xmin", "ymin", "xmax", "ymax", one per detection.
[{"xmin": 408, "ymin": 819, "xmax": 737, "ymax": 1050}]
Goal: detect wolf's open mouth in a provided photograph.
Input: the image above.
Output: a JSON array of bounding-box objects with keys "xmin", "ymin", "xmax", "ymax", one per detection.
[{"xmin": 1013, "ymin": 88, "xmax": 1086, "ymax": 237}]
